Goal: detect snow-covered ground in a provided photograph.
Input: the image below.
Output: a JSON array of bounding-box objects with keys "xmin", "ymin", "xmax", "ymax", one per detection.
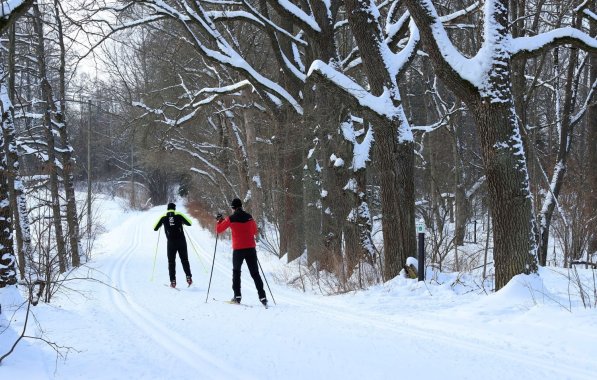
[{"xmin": 2, "ymin": 196, "xmax": 597, "ymax": 379}]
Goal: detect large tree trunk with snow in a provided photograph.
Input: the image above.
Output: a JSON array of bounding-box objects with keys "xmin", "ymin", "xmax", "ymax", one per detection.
[
  {"xmin": 375, "ymin": 125, "xmax": 416, "ymax": 280},
  {"xmin": 302, "ymin": 0, "xmax": 356, "ymax": 270},
  {"xmin": 0, "ymin": 90, "xmax": 18, "ymax": 287},
  {"xmin": 0, "ymin": 143, "xmax": 17, "ymax": 287},
  {"xmin": 472, "ymin": 100, "xmax": 537, "ymax": 289},
  {"xmin": 274, "ymin": 109, "xmax": 305, "ymax": 261},
  {"xmin": 317, "ymin": 104, "xmax": 351, "ymax": 271},
  {"xmin": 2, "ymin": 97, "xmax": 33, "ymax": 279},
  {"xmin": 344, "ymin": 0, "xmax": 416, "ymax": 280},
  {"xmin": 404, "ymin": 0, "xmax": 539, "ymax": 289},
  {"xmin": 0, "ymin": 0, "xmax": 33, "ymax": 288}
]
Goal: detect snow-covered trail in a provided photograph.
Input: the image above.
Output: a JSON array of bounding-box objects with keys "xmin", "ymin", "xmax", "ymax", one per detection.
[{"xmin": 25, "ymin": 205, "xmax": 597, "ymax": 379}]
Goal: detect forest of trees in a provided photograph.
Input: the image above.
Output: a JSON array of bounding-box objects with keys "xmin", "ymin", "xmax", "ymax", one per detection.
[{"xmin": 0, "ymin": 0, "xmax": 595, "ymax": 297}]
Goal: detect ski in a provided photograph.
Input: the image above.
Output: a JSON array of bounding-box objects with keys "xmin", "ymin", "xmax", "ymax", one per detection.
[
  {"xmin": 213, "ymin": 298, "xmax": 253, "ymax": 308},
  {"xmin": 164, "ymin": 284, "xmax": 181, "ymax": 291}
]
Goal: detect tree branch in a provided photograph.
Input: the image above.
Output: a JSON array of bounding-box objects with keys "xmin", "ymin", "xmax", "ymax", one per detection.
[
  {"xmin": 0, "ymin": 0, "xmax": 33, "ymax": 34},
  {"xmin": 511, "ymin": 27, "xmax": 597, "ymax": 60}
]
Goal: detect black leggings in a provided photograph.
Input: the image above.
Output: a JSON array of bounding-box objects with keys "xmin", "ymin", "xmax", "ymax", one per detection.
[
  {"xmin": 167, "ymin": 238, "xmax": 192, "ymax": 282},
  {"xmin": 232, "ymin": 248, "xmax": 265, "ymax": 299}
]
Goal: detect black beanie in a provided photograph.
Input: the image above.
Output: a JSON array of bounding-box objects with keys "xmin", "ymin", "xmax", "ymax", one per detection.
[
  {"xmin": 167, "ymin": 202, "xmax": 176, "ymax": 210},
  {"xmin": 231, "ymin": 198, "xmax": 242, "ymax": 209}
]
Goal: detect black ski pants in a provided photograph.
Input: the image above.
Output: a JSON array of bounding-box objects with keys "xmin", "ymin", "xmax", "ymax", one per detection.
[
  {"xmin": 167, "ymin": 238, "xmax": 192, "ymax": 282},
  {"xmin": 232, "ymin": 248, "xmax": 265, "ymax": 300}
]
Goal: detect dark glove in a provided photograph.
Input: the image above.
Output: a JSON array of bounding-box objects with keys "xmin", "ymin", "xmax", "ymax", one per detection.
[{"xmin": 216, "ymin": 213, "xmax": 223, "ymax": 221}]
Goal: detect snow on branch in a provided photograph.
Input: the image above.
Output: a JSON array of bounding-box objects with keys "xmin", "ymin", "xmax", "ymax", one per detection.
[
  {"xmin": 405, "ymin": 0, "xmax": 483, "ymax": 88},
  {"xmin": 307, "ymin": 60, "xmax": 401, "ymax": 121},
  {"xmin": 0, "ymin": 0, "xmax": 26, "ymax": 18},
  {"xmin": 570, "ymin": 79, "xmax": 597, "ymax": 127},
  {"xmin": 204, "ymin": 10, "xmax": 265, "ymax": 26},
  {"xmin": 583, "ymin": 9, "xmax": 597, "ymax": 22},
  {"xmin": 439, "ymin": 1, "xmax": 480, "ymax": 22},
  {"xmin": 391, "ymin": 20, "xmax": 420, "ymax": 78},
  {"xmin": 466, "ymin": 175, "xmax": 486, "ymax": 199},
  {"xmin": 135, "ymin": 1, "xmax": 302, "ymax": 113},
  {"xmin": 239, "ymin": 0, "xmax": 307, "ymax": 46},
  {"xmin": 340, "ymin": 118, "xmax": 373, "ymax": 171},
  {"xmin": 0, "ymin": 0, "xmax": 31, "ymax": 33},
  {"xmin": 411, "ymin": 105, "xmax": 466, "ymax": 132},
  {"xmin": 510, "ymin": 27, "xmax": 597, "ymax": 59},
  {"xmin": 266, "ymin": 0, "xmax": 321, "ymax": 33},
  {"xmin": 134, "ymin": 81, "xmax": 253, "ymax": 127},
  {"xmin": 196, "ymin": 80, "xmax": 254, "ymax": 96}
]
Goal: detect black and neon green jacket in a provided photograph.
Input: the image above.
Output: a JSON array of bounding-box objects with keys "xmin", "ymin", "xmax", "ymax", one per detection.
[{"xmin": 153, "ymin": 209, "xmax": 192, "ymax": 240}]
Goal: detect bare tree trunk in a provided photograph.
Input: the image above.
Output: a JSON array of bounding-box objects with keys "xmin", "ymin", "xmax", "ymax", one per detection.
[
  {"xmin": 538, "ymin": 43, "xmax": 578, "ymax": 266},
  {"xmin": 53, "ymin": 0, "xmax": 81, "ymax": 266},
  {"xmin": 223, "ymin": 112, "xmax": 250, "ymax": 201},
  {"xmin": 243, "ymin": 109, "xmax": 263, "ymax": 224},
  {"xmin": 5, "ymin": 24, "xmax": 24, "ymax": 277},
  {"xmin": 452, "ymin": 124, "xmax": 470, "ymax": 246},
  {"xmin": 33, "ymin": 4, "xmax": 67, "ymax": 273},
  {"xmin": 588, "ymin": 14, "xmax": 597, "ymax": 256},
  {"xmin": 281, "ymin": 111, "xmax": 305, "ymax": 262}
]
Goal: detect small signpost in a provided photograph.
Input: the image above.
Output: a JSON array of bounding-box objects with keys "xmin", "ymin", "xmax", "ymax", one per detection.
[{"xmin": 416, "ymin": 220, "xmax": 426, "ymax": 281}]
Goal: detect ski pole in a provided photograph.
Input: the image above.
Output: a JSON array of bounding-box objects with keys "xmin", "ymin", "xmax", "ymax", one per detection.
[
  {"xmin": 184, "ymin": 229, "xmax": 208, "ymax": 273},
  {"xmin": 205, "ymin": 233, "xmax": 218, "ymax": 303},
  {"xmin": 257, "ymin": 256, "xmax": 276, "ymax": 305},
  {"xmin": 150, "ymin": 228, "xmax": 161, "ymax": 282}
]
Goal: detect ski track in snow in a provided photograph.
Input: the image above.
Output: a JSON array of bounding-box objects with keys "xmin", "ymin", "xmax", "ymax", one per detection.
[
  {"xmin": 106, "ymin": 218, "xmax": 254, "ymax": 379},
  {"xmin": 277, "ymin": 293, "xmax": 594, "ymax": 379},
  {"xmin": 28, "ymin": 204, "xmax": 595, "ymax": 380}
]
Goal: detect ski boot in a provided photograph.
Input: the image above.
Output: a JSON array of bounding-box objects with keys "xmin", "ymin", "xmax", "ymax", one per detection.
[{"xmin": 186, "ymin": 276, "xmax": 193, "ymax": 286}]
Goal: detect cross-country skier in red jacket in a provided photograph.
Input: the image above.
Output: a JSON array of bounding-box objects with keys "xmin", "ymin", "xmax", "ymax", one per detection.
[{"xmin": 216, "ymin": 198, "xmax": 267, "ymax": 306}]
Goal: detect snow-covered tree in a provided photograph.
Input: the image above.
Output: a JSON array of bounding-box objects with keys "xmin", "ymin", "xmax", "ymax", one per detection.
[
  {"xmin": 403, "ymin": 0, "xmax": 596, "ymax": 288},
  {"xmin": 0, "ymin": 0, "xmax": 34, "ymax": 287}
]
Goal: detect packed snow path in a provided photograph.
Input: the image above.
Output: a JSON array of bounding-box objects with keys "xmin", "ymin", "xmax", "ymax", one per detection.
[{"xmin": 13, "ymin": 204, "xmax": 597, "ymax": 379}]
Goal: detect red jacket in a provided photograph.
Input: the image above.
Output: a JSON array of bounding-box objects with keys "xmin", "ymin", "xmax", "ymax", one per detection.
[{"xmin": 216, "ymin": 209, "xmax": 257, "ymax": 250}]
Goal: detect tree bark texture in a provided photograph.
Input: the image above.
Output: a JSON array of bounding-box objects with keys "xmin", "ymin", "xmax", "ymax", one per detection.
[
  {"xmin": 0, "ymin": 101, "xmax": 17, "ymax": 287},
  {"xmin": 34, "ymin": 4, "xmax": 67, "ymax": 273},
  {"xmin": 472, "ymin": 100, "xmax": 537, "ymax": 289},
  {"xmin": 404, "ymin": 0, "xmax": 538, "ymax": 289},
  {"xmin": 588, "ymin": 15, "xmax": 597, "ymax": 256},
  {"xmin": 243, "ymin": 109, "xmax": 263, "ymax": 225},
  {"xmin": 275, "ymin": 109, "xmax": 305, "ymax": 261},
  {"xmin": 345, "ymin": 0, "xmax": 416, "ymax": 279},
  {"xmin": 2, "ymin": 98, "xmax": 33, "ymax": 280},
  {"xmin": 375, "ymin": 127, "xmax": 416, "ymax": 280},
  {"xmin": 54, "ymin": 0, "xmax": 81, "ymax": 267},
  {"xmin": 452, "ymin": 124, "xmax": 470, "ymax": 246}
]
